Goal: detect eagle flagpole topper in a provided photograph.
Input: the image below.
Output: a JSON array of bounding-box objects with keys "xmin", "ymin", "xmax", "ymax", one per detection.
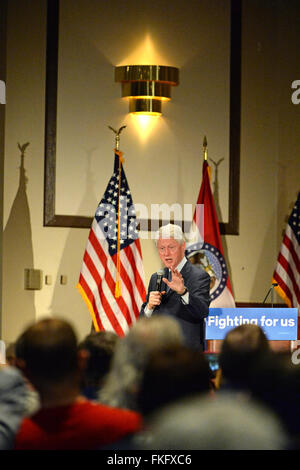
[{"xmin": 108, "ymin": 125, "xmax": 127, "ymax": 152}]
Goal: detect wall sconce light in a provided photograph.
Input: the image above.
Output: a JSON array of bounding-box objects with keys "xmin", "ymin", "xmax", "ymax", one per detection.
[{"xmin": 115, "ymin": 65, "xmax": 179, "ymax": 116}]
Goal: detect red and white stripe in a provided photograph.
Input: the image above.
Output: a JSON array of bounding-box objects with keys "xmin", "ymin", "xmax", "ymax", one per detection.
[
  {"xmin": 78, "ymin": 219, "xmax": 146, "ymax": 336},
  {"xmin": 273, "ymin": 224, "xmax": 300, "ymax": 310}
]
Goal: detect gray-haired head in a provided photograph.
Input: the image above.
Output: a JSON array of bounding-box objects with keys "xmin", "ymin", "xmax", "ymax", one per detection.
[
  {"xmin": 139, "ymin": 393, "xmax": 287, "ymax": 450},
  {"xmin": 98, "ymin": 316, "xmax": 184, "ymax": 411},
  {"xmin": 155, "ymin": 223, "xmax": 186, "ymax": 246}
]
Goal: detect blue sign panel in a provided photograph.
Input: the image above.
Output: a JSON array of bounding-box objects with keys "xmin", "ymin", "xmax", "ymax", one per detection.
[{"xmin": 206, "ymin": 308, "xmax": 298, "ymax": 340}]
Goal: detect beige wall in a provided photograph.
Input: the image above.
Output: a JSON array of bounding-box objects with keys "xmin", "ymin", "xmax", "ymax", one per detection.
[
  {"xmin": 276, "ymin": 0, "xmax": 300, "ymax": 237},
  {"xmin": 1, "ymin": 0, "xmax": 300, "ymax": 344},
  {"xmin": 0, "ymin": 0, "xmax": 7, "ymax": 338}
]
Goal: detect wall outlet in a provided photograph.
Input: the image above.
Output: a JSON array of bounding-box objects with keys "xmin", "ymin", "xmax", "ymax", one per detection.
[
  {"xmin": 24, "ymin": 269, "xmax": 43, "ymax": 290},
  {"xmin": 45, "ymin": 275, "xmax": 52, "ymax": 285}
]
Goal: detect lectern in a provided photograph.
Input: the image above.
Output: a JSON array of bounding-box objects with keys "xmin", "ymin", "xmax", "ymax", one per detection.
[{"xmin": 206, "ymin": 306, "xmax": 298, "ymax": 353}]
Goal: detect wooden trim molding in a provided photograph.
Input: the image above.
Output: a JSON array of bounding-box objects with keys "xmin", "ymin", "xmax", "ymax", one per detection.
[{"xmin": 43, "ymin": 0, "xmax": 241, "ymax": 234}]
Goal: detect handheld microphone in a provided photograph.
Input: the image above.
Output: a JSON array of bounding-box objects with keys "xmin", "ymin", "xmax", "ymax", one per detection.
[{"xmin": 156, "ymin": 269, "xmax": 165, "ymax": 292}]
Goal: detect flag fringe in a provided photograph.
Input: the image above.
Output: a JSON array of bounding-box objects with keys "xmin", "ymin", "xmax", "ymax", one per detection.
[
  {"xmin": 115, "ymin": 279, "xmax": 121, "ymax": 298},
  {"xmin": 76, "ymin": 282, "xmax": 100, "ymax": 331},
  {"xmin": 272, "ymin": 278, "xmax": 292, "ymax": 308}
]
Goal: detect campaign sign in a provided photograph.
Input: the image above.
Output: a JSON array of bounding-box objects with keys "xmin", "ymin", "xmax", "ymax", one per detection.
[{"xmin": 206, "ymin": 308, "xmax": 298, "ymax": 340}]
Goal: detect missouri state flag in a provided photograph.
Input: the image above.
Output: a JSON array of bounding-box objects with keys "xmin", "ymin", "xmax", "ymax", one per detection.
[{"xmin": 185, "ymin": 159, "xmax": 235, "ymax": 308}]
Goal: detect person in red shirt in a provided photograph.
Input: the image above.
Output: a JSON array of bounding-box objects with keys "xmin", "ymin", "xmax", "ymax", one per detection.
[{"xmin": 14, "ymin": 317, "xmax": 142, "ymax": 450}]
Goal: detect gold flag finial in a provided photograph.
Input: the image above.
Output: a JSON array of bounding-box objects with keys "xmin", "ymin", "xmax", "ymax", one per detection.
[
  {"xmin": 203, "ymin": 135, "xmax": 208, "ymax": 160},
  {"xmin": 108, "ymin": 125, "xmax": 127, "ymax": 151}
]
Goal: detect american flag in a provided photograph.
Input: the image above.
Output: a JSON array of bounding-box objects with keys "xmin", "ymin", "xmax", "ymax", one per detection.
[
  {"xmin": 77, "ymin": 151, "xmax": 146, "ymax": 336},
  {"xmin": 273, "ymin": 192, "xmax": 300, "ymax": 311}
]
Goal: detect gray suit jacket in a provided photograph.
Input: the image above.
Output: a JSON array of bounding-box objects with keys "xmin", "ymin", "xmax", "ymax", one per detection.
[{"xmin": 140, "ymin": 261, "xmax": 211, "ymax": 350}]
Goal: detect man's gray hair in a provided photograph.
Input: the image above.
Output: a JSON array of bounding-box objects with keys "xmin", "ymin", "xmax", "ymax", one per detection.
[
  {"xmin": 98, "ymin": 316, "xmax": 184, "ymax": 411},
  {"xmin": 155, "ymin": 223, "xmax": 186, "ymax": 245},
  {"xmin": 141, "ymin": 393, "xmax": 287, "ymax": 450}
]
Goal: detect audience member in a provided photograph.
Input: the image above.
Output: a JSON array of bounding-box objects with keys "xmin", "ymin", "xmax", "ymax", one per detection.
[
  {"xmin": 15, "ymin": 333, "xmax": 41, "ymax": 416},
  {"xmin": 126, "ymin": 345, "xmax": 215, "ymax": 450},
  {"xmin": 98, "ymin": 315, "xmax": 184, "ymax": 411},
  {"xmin": 242, "ymin": 350, "xmax": 300, "ymax": 442},
  {"xmin": 78, "ymin": 331, "xmax": 118, "ymax": 400},
  {"xmin": 218, "ymin": 323, "xmax": 271, "ymax": 390},
  {"xmin": 0, "ymin": 365, "xmax": 27, "ymax": 449},
  {"xmin": 14, "ymin": 317, "xmax": 142, "ymax": 450},
  {"xmin": 101, "ymin": 344, "xmax": 213, "ymax": 450},
  {"xmin": 2, "ymin": 316, "xmax": 298, "ymax": 451},
  {"xmin": 218, "ymin": 324, "xmax": 300, "ymax": 442},
  {"xmin": 5, "ymin": 343, "xmax": 16, "ymax": 366},
  {"xmin": 137, "ymin": 345, "xmax": 213, "ymax": 417},
  {"xmin": 140, "ymin": 393, "xmax": 287, "ymax": 450}
]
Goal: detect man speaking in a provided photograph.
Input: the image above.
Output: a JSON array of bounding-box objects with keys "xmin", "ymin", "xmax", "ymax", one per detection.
[{"xmin": 140, "ymin": 224, "xmax": 211, "ymax": 351}]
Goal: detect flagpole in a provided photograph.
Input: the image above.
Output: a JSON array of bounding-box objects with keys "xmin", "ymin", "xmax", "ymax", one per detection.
[
  {"xmin": 202, "ymin": 136, "xmax": 215, "ymax": 353},
  {"xmin": 203, "ymin": 136, "xmax": 208, "ymax": 161},
  {"xmin": 108, "ymin": 125, "xmax": 127, "ymax": 298},
  {"xmin": 203, "ymin": 136, "xmax": 211, "ymax": 183}
]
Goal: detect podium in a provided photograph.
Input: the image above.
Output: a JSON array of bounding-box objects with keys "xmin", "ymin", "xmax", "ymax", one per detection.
[{"xmin": 205, "ymin": 306, "xmax": 298, "ymax": 353}]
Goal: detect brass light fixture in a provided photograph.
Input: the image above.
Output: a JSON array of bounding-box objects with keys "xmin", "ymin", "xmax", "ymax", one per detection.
[{"xmin": 115, "ymin": 65, "xmax": 179, "ymax": 115}]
